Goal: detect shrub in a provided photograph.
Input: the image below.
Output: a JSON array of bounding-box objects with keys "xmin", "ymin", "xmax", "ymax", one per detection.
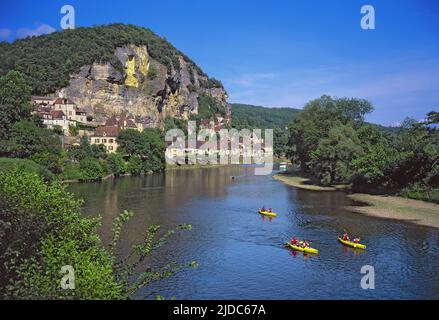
[
  {"xmin": 107, "ymin": 153, "xmax": 127, "ymax": 176},
  {"xmin": 127, "ymin": 156, "xmax": 143, "ymax": 175},
  {"xmin": 0, "ymin": 157, "xmax": 53, "ymax": 182},
  {"xmin": 79, "ymin": 158, "xmax": 106, "ymax": 181}
]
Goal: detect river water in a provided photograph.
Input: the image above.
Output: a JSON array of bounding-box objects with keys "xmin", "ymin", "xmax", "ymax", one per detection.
[{"xmin": 69, "ymin": 165, "xmax": 439, "ymax": 299}]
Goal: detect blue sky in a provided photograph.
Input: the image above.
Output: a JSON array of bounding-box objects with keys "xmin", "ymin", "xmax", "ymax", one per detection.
[{"xmin": 0, "ymin": 0, "xmax": 438, "ymax": 125}]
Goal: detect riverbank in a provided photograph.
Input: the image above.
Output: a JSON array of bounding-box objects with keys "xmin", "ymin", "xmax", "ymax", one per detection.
[
  {"xmin": 347, "ymin": 194, "xmax": 439, "ymax": 229},
  {"xmin": 165, "ymin": 163, "xmax": 230, "ymax": 171},
  {"xmin": 274, "ymin": 172, "xmax": 439, "ymax": 228},
  {"xmin": 273, "ymin": 172, "xmax": 348, "ymax": 191}
]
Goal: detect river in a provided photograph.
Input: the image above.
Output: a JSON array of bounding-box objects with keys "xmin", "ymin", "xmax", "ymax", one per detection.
[{"xmin": 68, "ymin": 165, "xmax": 439, "ymax": 299}]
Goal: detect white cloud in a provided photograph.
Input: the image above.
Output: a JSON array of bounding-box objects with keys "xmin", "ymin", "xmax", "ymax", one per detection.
[
  {"xmin": 16, "ymin": 24, "xmax": 56, "ymax": 39},
  {"xmin": 229, "ymin": 73, "xmax": 278, "ymax": 88},
  {"xmin": 0, "ymin": 28, "xmax": 12, "ymax": 41}
]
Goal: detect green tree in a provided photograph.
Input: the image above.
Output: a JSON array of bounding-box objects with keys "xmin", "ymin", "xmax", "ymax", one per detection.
[
  {"xmin": 69, "ymin": 124, "xmax": 79, "ymax": 136},
  {"xmin": 0, "ymin": 168, "xmax": 195, "ymax": 299},
  {"xmin": 117, "ymin": 129, "xmax": 166, "ymax": 173},
  {"xmin": 0, "ymin": 70, "xmax": 32, "ymax": 139},
  {"xmin": 107, "ymin": 153, "xmax": 127, "ymax": 176},
  {"xmin": 287, "ymin": 95, "xmax": 373, "ymax": 170},
  {"xmin": 127, "ymin": 155, "xmax": 143, "ymax": 175},
  {"xmin": 79, "ymin": 158, "xmax": 106, "ymax": 181},
  {"xmin": 5, "ymin": 121, "xmax": 64, "ymax": 174},
  {"xmin": 309, "ymin": 122, "xmax": 364, "ymax": 185},
  {"xmin": 68, "ymin": 136, "xmax": 106, "ymax": 162}
]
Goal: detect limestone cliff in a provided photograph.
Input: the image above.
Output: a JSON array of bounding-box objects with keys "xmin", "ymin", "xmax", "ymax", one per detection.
[{"xmin": 58, "ymin": 44, "xmax": 229, "ymax": 127}]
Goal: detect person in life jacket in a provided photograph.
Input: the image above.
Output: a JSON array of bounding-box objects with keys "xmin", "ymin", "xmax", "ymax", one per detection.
[
  {"xmin": 342, "ymin": 232, "xmax": 350, "ymax": 241},
  {"xmin": 290, "ymin": 237, "xmax": 299, "ymax": 246},
  {"xmin": 302, "ymin": 240, "xmax": 310, "ymax": 248},
  {"xmin": 261, "ymin": 206, "xmax": 266, "ymax": 212},
  {"xmin": 353, "ymin": 236, "xmax": 360, "ymax": 244}
]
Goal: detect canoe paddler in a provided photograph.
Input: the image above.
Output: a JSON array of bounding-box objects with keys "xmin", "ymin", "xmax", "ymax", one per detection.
[
  {"xmin": 342, "ymin": 232, "xmax": 350, "ymax": 241},
  {"xmin": 268, "ymin": 208, "xmax": 273, "ymax": 213},
  {"xmin": 353, "ymin": 236, "xmax": 360, "ymax": 244},
  {"xmin": 302, "ymin": 240, "xmax": 310, "ymax": 248},
  {"xmin": 290, "ymin": 237, "xmax": 299, "ymax": 246},
  {"xmin": 261, "ymin": 206, "xmax": 266, "ymax": 212}
]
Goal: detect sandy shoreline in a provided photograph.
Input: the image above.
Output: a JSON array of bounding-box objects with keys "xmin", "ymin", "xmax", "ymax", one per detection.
[{"xmin": 274, "ymin": 173, "xmax": 439, "ymax": 229}]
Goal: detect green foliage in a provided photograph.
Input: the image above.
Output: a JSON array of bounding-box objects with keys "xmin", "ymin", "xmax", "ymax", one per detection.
[
  {"xmin": 117, "ymin": 129, "xmax": 166, "ymax": 173},
  {"xmin": 0, "ymin": 168, "xmax": 123, "ymax": 299},
  {"xmin": 68, "ymin": 136, "xmax": 107, "ymax": 162},
  {"xmin": 61, "ymin": 163, "xmax": 83, "ymax": 181},
  {"xmin": 190, "ymin": 95, "xmax": 227, "ymax": 126},
  {"xmin": 426, "ymin": 111, "xmax": 439, "ymax": 125},
  {"xmin": 79, "ymin": 158, "xmax": 106, "ymax": 181},
  {"xmin": 147, "ymin": 65, "xmax": 158, "ymax": 80},
  {"xmin": 164, "ymin": 116, "xmax": 186, "ymax": 134},
  {"xmin": 198, "ymin": 77, "xmax": 223, "ymax": 89},
  {"xmin": 117, "ymin": 130, "xmax": 146, "ymax": 157},
  {"xmin": 69, "ymin": 124, "xmax": 79, "ymax": 136},
  {"xmin": 0, "ymin": 71, "xmax": 32, "ymax": 139},
  {"xmin": 107, "ymin": 153, "xmax": 127, "ymax": 176},
  {"xmin": 286, "ymin": 95, "xmax": 439, "ymax": 201},
  {"xmin": 309, "ymin": 122, "xmax": 363, "ymax": 185},
  {"xmin": 231, "ymin": 103, "xmax": 299, "ymax": 130},
  {"xmin": 0, "ymin": 24, "xmax": 221, "ymax": 95},
  {"xmin": 400, "ymin": 185, "xmax": 439, "ymax": 204},
  {"xmin": 0, "ymin": 168, "xmax": 194, "ymax": 299},
  {"xmin": 287, "ymin": 95, "xmax": 373, "ymax": 171},
  {"xmin": 3, "ymin": 121, "xmax": 64, "ymax": 174},
  {"xmin": 231, "ymin": 103, "xmax": 299, "ymax": 157},
  {"xmin": 53, "ymin": 125, "xmax": 64, "ymax": 135},
  {"xmin": 127, "ymin": 155, "xmax": 143, "ymax": 175},
  {"xmin": 0, "ymin": 157, "xmax": 53, "ymax": 181}
]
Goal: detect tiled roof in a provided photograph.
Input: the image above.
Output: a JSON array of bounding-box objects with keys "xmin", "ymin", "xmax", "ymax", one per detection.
[
  {"xmin": 51, "ymin": 110, "xmax": 66, "ymax": 119},
  {"xmin": 54, "ymin": 98, "xmax": 75, "ymax": 105},
  {"xmin": 95, "ymin": 126, "xmax": 120, "ymax": 137},
  {"xmin": 105, "ymin": 116, "xmax": 118, "ymax": 126}
]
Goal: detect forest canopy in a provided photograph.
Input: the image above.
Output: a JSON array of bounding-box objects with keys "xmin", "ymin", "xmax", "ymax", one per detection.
[{"xmin": 0, "ymin": 24, "xmax": 223, "ymax": 95}]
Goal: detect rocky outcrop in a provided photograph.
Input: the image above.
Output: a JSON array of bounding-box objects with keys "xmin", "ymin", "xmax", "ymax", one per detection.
[{"xmin": 58, "ymin": 45, "xmax": 229, "ymax": 127}]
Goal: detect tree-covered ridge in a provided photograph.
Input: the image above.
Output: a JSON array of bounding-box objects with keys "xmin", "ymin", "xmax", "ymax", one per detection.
[
  {"xmin": 231, "ymin": 103, "xmax": 300, "ymax": 130},
  {"xmin": 0, "ymin": 23, "xmax": 223, "ymax": 95}
]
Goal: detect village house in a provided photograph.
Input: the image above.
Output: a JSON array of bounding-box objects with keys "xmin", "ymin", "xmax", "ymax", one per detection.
[
  {"xmin": 32, "ymin": 96, "xmax": 55, "ymax": 107},
  {"xmin": 90, "ymin": 126, "xmax": 120, "ymax": 153},
  {"xmin": 166, "ymin": 137, "xmax": 273, "ymax": 165},
  {"xmin": 75, "ymin": 108, "xmax": 88, "ymax": 124},
  {"xmin": 53, "ymin": 98, "xmax": 77, "ymax": 121},
  {"xmin": 34, "ymin": 97, "xmax": 90, "ymax": 136},
  {"xmin": 41, "ymin": 109, "xmax": 72, "ymax": 135}
]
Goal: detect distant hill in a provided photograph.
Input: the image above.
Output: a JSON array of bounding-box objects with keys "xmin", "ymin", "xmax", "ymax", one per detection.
[{"xmin": 231, "ymin": 103, "xmax": 300, "ymax": 130}]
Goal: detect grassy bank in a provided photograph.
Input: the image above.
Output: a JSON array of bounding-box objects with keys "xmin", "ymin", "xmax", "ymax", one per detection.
[{"xmin": 274, "ymin": 171, "xmax": 439, "ymax": 228}]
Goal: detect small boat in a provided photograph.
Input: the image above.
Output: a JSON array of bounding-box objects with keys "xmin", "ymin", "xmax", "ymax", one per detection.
[
  {"xmin": 285, "ymin": 242, "xmax": 319, "ymax": 254},
  {"xmin": 338, "ymin": 237, "xmax": 366, "ymax": 250},
  {"xmin": 258, "ymin": 209, "xmax": 277, "ymax": 217}
]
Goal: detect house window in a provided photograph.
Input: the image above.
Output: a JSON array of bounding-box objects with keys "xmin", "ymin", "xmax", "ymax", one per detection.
[
  {"xmin": 109, "ymin": 139, "xmax": 113, "ymax": 143},
  {"xmin": 108, "ymin": 146, "xmax": 113, "ymax": 151},
  {"xmin": 95, "ymin": 139, "xmax": 100, "ymax": 143},
  {"xmin": 103, "ymin": 139, "xmax": 107, "ymax": 143}
]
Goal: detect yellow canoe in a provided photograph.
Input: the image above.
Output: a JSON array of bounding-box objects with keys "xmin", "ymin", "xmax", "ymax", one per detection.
[
  {"xmin": 338, "ymin": 237, "xmax": 366, "ymax": 250},
  {"xmin": 285, "ymin": 242, "xmax": 319, "ymax": 255},
  {"xmin": 258, "ymin": 210, "xmax": 277, "ymax": 217}
]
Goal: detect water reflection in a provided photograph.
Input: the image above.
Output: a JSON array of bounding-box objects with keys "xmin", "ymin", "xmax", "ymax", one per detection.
[{"xmin": 69, "ymin": 165, "xmax": 439, "ymax": 299}]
